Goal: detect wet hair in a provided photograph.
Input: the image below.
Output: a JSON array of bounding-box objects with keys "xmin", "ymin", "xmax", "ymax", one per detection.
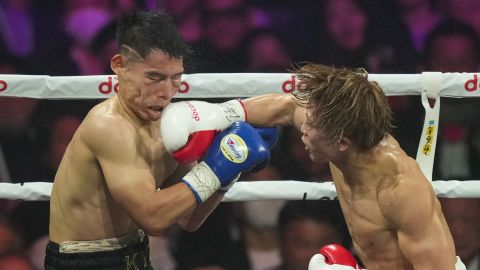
[
  {"xmin": 116, "ymin": 10, "xmax": 190, "ymax": 60},
  {"xmin": 293, "ymin": 63, "xmax": 393, "ymax": 151}
]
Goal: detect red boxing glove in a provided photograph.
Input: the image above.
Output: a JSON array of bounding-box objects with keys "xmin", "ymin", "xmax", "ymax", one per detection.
[{"xmin": 319, "ymin": 244, "xmax": 358, "ymax": 268}]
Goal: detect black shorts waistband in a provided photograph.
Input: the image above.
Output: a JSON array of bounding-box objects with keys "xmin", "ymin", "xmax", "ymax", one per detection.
[{"xmin": 44, "ymin": 236, "xmax": 152, "ymax": 270}]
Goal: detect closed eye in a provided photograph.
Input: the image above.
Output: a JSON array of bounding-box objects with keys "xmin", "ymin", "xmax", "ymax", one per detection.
[{"xmin": 145, "ymin": 72, "xmax": 165, "ymax": 82}]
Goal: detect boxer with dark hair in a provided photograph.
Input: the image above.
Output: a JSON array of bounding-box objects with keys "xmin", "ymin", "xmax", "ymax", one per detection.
[{"xmin": 46, "ymin": 10, "xmax": 275, "ymax": 270}]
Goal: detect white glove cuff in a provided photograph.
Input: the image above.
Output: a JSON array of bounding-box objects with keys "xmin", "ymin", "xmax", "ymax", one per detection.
[
  {"xmin": 220, "ymin": 99, "xmax": 246, "ymax": 124},
  {"xmin": 182, "ymin": 161, "xmax": 221, "ymax": 203}
]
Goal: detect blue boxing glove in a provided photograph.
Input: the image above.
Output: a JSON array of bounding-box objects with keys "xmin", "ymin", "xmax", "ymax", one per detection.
[
  {"xmin": 255, "ymin": 127, "xmax": 279, "ymax": 149},
  {"xmin": 251, "ymin": 127, "xmax": 279, "ymax": 172},
  {"xmin": 182, "ymin": 121, "xmax": 271, "ymax": 203},
  {"xmin": 204, "ymin": 121, "xmax": 271, "ymax": 183}
]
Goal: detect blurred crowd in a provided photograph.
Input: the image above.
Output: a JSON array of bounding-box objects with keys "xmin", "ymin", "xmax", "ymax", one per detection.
[{"xmin": 1, "ymin": 0, "xmax": 480, "ymax": 269}]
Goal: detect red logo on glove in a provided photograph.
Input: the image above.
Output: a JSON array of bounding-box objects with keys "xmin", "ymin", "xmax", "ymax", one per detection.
[
  {"xmin": 186, "ymin": 102, "xmax": 200, "ymax": 121},
  {"xmin": 0, "ymin": 80, "xmax": 7, "ymax": 92}
]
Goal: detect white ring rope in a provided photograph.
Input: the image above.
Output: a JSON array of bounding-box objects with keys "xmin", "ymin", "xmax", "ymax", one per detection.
[
  {"xmin": 1, "ymin": 180, "xmax": 480, "ymax": 201},
  {"xmin": 1, "ymin": 72, "xmax": 480, "ymax": 200},
  {"xmin": 1, "ymin": 72, "xmax": 480, "ymax": 99}
]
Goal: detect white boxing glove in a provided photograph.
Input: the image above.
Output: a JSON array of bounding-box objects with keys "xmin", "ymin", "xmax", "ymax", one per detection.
[
  {"xmin": 309, "ymin": 254, "xmax": 358, "ymax": 270},
  {"xmin": 160, "ymin": 100, "xmax": 246, "ymax": 163}
]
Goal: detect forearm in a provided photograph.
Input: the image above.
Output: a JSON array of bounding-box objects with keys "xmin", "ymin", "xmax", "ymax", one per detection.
[
  {"xmin": 135, "ymin": 182, "xmax": 222, "ymax": 235},
  {"xmin": 115, "ymin": 182, "xmax": 198, "ymax": 236},
  {"xmin": 242, "ymin": 94, "xmax": 303, "ymax": 129},
  {"xmin": 177, "ymin": 190, "xmax": 225, "ymax": 231}
]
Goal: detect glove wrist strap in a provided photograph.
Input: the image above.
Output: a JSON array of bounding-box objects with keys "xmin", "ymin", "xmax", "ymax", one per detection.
[
  {"xmin": 220, "ymin": 99, "xmax": 246, "ymax": 124},
  {"xmin": 182, "ymin": 162, "xmax": 221, "ymax": 203}
]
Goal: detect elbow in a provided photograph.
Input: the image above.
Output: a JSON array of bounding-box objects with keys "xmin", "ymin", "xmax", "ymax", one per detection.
[
  {"xmin": 142, "ymin": 225, "xmax": 166, "ymax": 237},
  {"xmin": 147, "ymin": 230, "xmax": 164, "ymax": 237},
  {"xmin": 141, "ymin": 218, "xmax": 169, "ymax": 236}
]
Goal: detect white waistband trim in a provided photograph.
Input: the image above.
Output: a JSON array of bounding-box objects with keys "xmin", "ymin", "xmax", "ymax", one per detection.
[{"xmin": 59, "ymin": 230, "xmax": 145, "ymax": 253}]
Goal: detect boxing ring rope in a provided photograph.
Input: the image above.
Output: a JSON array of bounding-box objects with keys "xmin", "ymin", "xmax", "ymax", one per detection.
[
  {"xmin": 1, "ymin": 180, "xmax": 480, "ymax": 202},
  {"xmin": 1, "ymin": 73, "xmax": 480, "ymax": 99},
  {"xmin": 1, "ymin": 72, "xmax": 480, "ymax": 201}
]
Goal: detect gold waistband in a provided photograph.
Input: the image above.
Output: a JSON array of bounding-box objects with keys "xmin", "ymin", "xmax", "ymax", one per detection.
[{"xmin": 59, "ymin": 230, "xmax": 145, "ymax": 253}]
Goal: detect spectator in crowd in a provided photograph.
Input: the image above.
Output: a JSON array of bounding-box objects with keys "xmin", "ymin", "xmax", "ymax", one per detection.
[
  {"xmin": 173, "ymin": 202, "xmax": 250, "ymax": 270},
  {"xmin": 422, "ymin": 19, "xmax": 480, "ymax": 179},
  {"xmin": 0, "ymin": 96, "xmax": 39, "ymax": 182},
  {"xmin": 311, "ymin": 0, "xmax": 418, "ymax": 73},
  {"xmin": 0, "ymin": 212, "xmax": 24, "ymax": 256},
  {"xmin": 0, "ymin": 53, "xmax": 40, "ymax": 185},
  {"xmin": 62, "ymin": 0, "xmax": 114, "ymax": 75},
  {"xmin": 423, "ymin": 20, "xmax": 480, "ymax": 73},
  {"xmin": 393, "ymin": 0, "xmax": 444, "ymax": 52},
  {"xmin": 240, "ymin": 165, "xmax": 286, "ymax": 270},
  {"xmin": 40, "ymin": 114, "xmax": 83, "ymax": 177},
  {"xmin": 0, "ymin": 0, "xmax": 35, "ymax": 59},
  {"xmin": 149, "ymin": 229, "xmax": 178, "ymax": 270},
  {"xmin": 438, "ymin": 0, "xmax": 480, "ymax": 35},
  {"xmin": 0, "ymin": 254, "xmax": 33, "ymax": 270},
  {"xmin": 440, "ymin": 198, "xmax": 480, "ymax": 270},
  {"xmin": 11, "ymin": 113, "xmax": 83, "ymax": 250},
  {"xmin": 162, "ymin": 0, "xmax": 203, "ymax": 46},
  {"xmin": 195, "ymin": 0, "xmax": 254, "ymax": 72},
  {"xmin": 26, "ymin": 234, "xmax": 48, "ymax": 270},
  {"xmin": 269, "ymin": 200, "xmax": 350, "ymax": 270},
  {"xmin": 161, "ymin": 0, "xmax": 205, "ymax": 73},
  {"xmin": 245, "ymin": 29, "xmax": 292, "ymax": 72},
  {"xmin": 90, "ymin": 20, "xmax": 119, "ymax": 75},
  {"xmin": 276, "ymin": 127, "xmax": 331, "ymax": 182}
]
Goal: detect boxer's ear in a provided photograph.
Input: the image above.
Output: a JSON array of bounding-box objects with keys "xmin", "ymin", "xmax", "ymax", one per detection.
[
  {"xmin": 111, "ymin": 54, "xmax": 124, "ymax": 74},
  {"xmin": 338, "ymin": 137, "xmax": 351, "ymax": 152}
]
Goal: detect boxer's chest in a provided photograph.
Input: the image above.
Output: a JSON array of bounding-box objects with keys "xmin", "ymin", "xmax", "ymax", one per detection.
[
  {"xmin": 340, "ymin": 190, "xmax": 399, "ymax": 262},
  {"xmin": 140, "ymin": 133, "xmax": 178, "ymax": 186}
]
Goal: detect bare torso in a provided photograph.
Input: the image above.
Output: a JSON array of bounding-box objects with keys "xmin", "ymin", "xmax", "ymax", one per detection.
[
  {"xmin": 241, "ymin": 93, "xmax": 457, "ymax": 269},
  {"xmin": 331, "ymin": 136, "xmax": 455, "ymax": 270},
  {"xmin": 49, "ymin": 96, "xmax": 178, "ymax": 242}
]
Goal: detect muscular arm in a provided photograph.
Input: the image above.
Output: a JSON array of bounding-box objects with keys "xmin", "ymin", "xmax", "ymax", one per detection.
[
  {"xmin": 84, "ymin": 116, "xmax": 198, "ymax": 236},
  {"xmin": 242, "ymin": 94, "xmax": 306, "ymax": 130},
  {"xmin": 172, "ymin": 95, "xmax": 299, "ymax": 230},
  {"xmin": 379, "ymin": 173, "xmax": 456, "ymax": 270}
]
